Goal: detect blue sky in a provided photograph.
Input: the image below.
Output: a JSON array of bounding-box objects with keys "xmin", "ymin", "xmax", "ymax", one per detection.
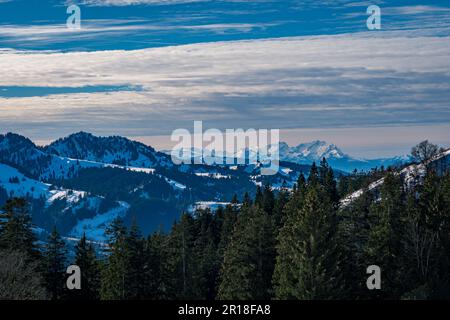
[
  {"xmin": 0, "ymin": 0, "xmax": 449, "ymax": 157},
  {"xmin": 1, "ymin": 0, "xmax": 449, "ymax": 51}
]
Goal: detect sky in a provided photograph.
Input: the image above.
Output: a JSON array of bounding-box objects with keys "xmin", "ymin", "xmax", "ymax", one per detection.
[{"xmin": 0, "ymin": 0, "xmax": 449, "ymax": 158}]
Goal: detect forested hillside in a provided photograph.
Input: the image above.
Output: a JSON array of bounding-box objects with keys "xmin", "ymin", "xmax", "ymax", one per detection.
[{"xmin": 1, "ymin": 141, "xmax": 449, "ymax": 300}]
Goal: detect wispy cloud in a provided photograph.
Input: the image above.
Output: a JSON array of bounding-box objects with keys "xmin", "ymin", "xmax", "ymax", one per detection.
[
  {"xmin": 0, "ymin": 19, "xmax": 274, "ymax": 46},
  {"xmin": 67, "ymin": 0, "xmax": 241, "ymax": 6},
  {"xmin": 2, "ymin": 1, "xmax": 450, "ymax": 51},
  {"xmin": 0, "ymin": 21, "xmax": 145, "ymax": 43},
  {"xmin": 383, "ymin": 5, "xmax": 450, "ymax": 15}
]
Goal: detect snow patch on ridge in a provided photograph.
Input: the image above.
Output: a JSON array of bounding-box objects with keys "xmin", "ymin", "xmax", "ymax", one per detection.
[{"xmin": 69, "ymin": 201, "xmax": 130, "ymax": 242}]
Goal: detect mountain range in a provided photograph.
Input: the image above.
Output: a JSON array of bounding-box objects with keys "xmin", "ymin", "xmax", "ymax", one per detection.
[
  {"xmin": 165, "ymin": 140, "xmax": 411, "ymax": 173},
  {"xmin": 0, "ymin": 131, "xmax": 415, "ymax": 242},
  {"xmin": 275, "ymin": 140, "xmax": 412, "ymax": 173},
  {"xmin": 0, "ymin": 132, "xmax": 318, "ymax": 241}
]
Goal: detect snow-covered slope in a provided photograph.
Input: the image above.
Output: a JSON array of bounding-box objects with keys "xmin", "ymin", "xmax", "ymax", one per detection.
[
  {"xmin": 69, "ymin": 201, "xmax": 130, "ymax": 242},
  {"xmin": 0, "ymin": 132, "xmax": 156, "ymax": 181},
  {"xmin": 0, "ymin": 162, "xmax": 130, "ymax": 241},
  {"xmin": 40, "ymin": 155, "xmax": 156, "ymax": 180},
  {"xmin": 340, "ymin": 148, "xmax": 450, "ymax": 208},
  {"xmin": 0, "ymin": 162, "xmax": 49, "ymax": 199}
]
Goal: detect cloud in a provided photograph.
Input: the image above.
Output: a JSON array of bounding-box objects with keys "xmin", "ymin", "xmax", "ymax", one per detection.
[
  {"xmin": 1, "ymin": 30, "xmax": 450, "ymax": 143},
  {"xmin": 0, "ymin": 21, "xmax": 147, "ymax": 44},
  {"xmin": 67, "ymin": 0, "xmax": 243, "ymax": 6},
  {"xmin": 383, "ymin": 5, "xmax": 450, "ymax": 15},
  {"xmin": 2, "ymin": 1, "xmax": 450, "ymax": 52},
  {"xmin": 0, "ymin": 19, "xmax": 274, "ymax": 47}
]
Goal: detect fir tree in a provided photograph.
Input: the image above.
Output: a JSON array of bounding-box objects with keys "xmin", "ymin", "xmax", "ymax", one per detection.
[
  {"xmin": 418, "ymin": 170, "xmax": 450, "ymax": 297},
  {"xmin": 165, "ymin": 213, "xmax": 197, "ymax": 299},
  {"xmin": 262, "ymin": 184, "xmax": 275, "ymax": 215},
  {"xmin": 218, "ymin": 205, "xmax": 275, "ymax": 300},
  {"xmin": 100, "ymin": 218, "xmax": 129, "ymax": 300},
  {"xmin": 217, "ymin": 203, "xmax": 238, "ymax": 259},
  {"xmin": 319, "ymin": 158, "xmax": 340, "ymax": 206},
  {"xmin": 273, "ymin": 183, "xmax": 343, "ymax": 299},
  {"xmin": 272, "ymin": 187, "xmax": 289, "ymax": 230},
  {"xmin": 193, "ymin": 209, "xmax": 220, "ymax": 299},
  {"xmin": 0, "ymin": 198, "xmax": 38, "ymax": 258},
  {"xmin": 307, "ymin": 162, "xmax": 319, "ymax": 186},
  {"xmin": 364, "ymin": 173, "xmax": 406, "ymax": 298},
  {"xmin": 42, "ymin": 226, "xmax": 67, "ymax": 300},
  {"xmin": 254, "ymin": 186, "xmax": 263, "ymax": 207},
  {"xmin": 126, "ymin": 220, "xmax": 146, "ymax": 299},
  {"xmin": 144, "ymin": 230, "xmax": 169, "ymax": 299},
  {"xmin": 338, "ymin": 187, "xmax": 374, "ymax": 298},
  {"xmin": 72, "ymin": 233, "xmax": 100, "ymax": 300}
]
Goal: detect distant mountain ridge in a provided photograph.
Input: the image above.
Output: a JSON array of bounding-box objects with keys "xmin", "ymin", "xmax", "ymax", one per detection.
[
  {"xmin": 164, "ymin": 139, "xmax": 412, "ymax": 173},
  {"xmin": 43, "ymin": 131, "xmax": 173, "ymax": 168},
  {"xmin": 0, "ymin": 132, "xmax": 318, "ymax": 240},
  {"xmin": 277, "ymin": 141, "xmax": 345, "ymax": 161},
  {"xmin": 274, "ymin": 140, "xmax": 412, "ymax": 172},
  {"xmin": 0, "ymin": 131, "xmax": 417, "ymax": 242}
]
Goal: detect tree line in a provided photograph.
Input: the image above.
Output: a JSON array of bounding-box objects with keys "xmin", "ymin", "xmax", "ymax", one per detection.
[{"xmin": 0, "ymin": 141, "xmax": 449, "ymax": 300}]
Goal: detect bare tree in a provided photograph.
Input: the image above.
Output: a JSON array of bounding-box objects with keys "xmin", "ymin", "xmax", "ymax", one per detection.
[
  {"xmin": 0, "ymin": 250, "xmax": 48, "ymax": 300},
  {"xmin": 405, "ymin": 221, "xmax": 437, "ymax": 283},
  {"xmin": 411, "ymin": 140, "xmax": 440, "ymax": 165}
]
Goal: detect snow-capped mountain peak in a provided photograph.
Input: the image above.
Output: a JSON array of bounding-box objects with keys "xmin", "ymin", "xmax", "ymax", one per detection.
[
  {"xmin": 275, "ymin": 141, "xmax": 412, "ymax": 172},
  {"xmin": 290, "ymin": 140, "xmax": 346, "ymax": 160},
  {"xmin": 276, "ymin": 140, "xmax": 346, "ymax": 163}
]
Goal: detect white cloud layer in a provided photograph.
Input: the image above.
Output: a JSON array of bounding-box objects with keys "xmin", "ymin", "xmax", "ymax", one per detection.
[{"xmin": 0, "ymin": 30, "xmax": 449, "ymax": 147}]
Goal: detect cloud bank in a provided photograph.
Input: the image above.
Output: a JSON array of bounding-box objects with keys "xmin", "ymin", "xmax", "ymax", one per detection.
[{"xmin": 1, "ymin": 31, "xmax": 449, "ymax": 144}]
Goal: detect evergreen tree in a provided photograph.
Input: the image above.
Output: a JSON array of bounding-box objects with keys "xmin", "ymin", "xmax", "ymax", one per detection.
[
  {"xmin": 193, "ymin": 209, "xmax": 220, "ymax": 299},
  {"xmin": 72, "ymin": 233, "xmax": 100, "ymax": 300},
  {"xmin": 100, "ymin": 218, "xmax": 129, "ymax": 300},
  {"xmin": 364, "ymin": 173, "xmax": 406, "ymax": 298},
  {"xmin": 144, "ymin": 230, "xmax": 169, "ymax": 299},
  {"xmin": 42, "ymin": 226, "xmax": 67, "ymax": 300},
  {"xmin": 272, "ymin": 187, "xmax": 289, "ymax": 230},
  {"xmin": 282, "ymin": 173, "xmax": 306, "ymax": 227},
  {"xmin": 319, "ymin": 158, "xmax": 340, "ymax": 206},
  {"xmin": 126, "ymin": 220, "xmax": 146, "ymax": 299},
  {"xmin": 338, "ymin": 187, "xmax": 374, "ymax": 298},
  {"xmin": 165, "ymin": 213, "xmax": 197, "ymax": 299},
  {"xmin": 307, "ymin": 162, "xmax": 319, "ymax": 186},
  {"xmin": 218, "ymin": 205, "xmax": 275, "ymax": 300},
  {"xmin": 242, "ymin": 192, "xmax": 252, "ymax": 207},
  {"xmin": 419, "ymin": 170, "xmax": 450, "ymax": 297},
  {"xmin": 262, "ymin": 184, "xmax": 275, "ymax": 215},
  {"xmin": 217, "ymin": 203, "xmax": 238, "ymax": 259},
  {"xmin": 254, "ymin": 186, "xmax": 263, "ymax": 207},
  {"xmin": 0, "ymin": 198, "xmax": 38, "ymax": 258},
  {"xmin": 296, "ymin": 173, "xmax": 306, "ymax": 192},
  {"xmin": 273, "ymin": 183, "xmax": 343, "ymax": 299}
]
